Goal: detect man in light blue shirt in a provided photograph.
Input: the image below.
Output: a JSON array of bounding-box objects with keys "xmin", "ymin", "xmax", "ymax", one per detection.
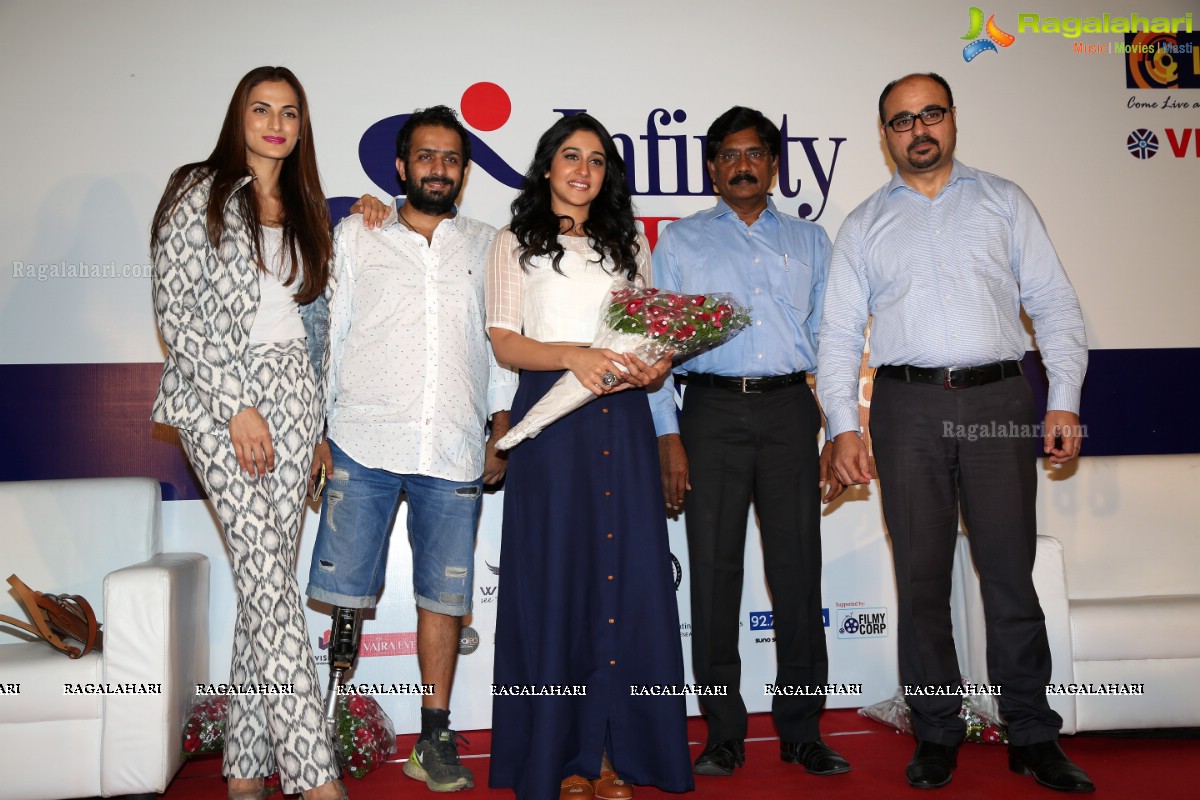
[
  {"xmin": 817, "ymin": 73, "xmax": 1092, "ymax": 793},
  {"xmin": 648, "ymin": 106, "xmax": 848, "ymax": 780}
]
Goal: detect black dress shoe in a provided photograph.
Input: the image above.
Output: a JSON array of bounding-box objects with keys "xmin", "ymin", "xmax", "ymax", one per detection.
[
  {"xmin": 780, "ymin": 739, "xmax": 851, "ymax": 775},
  {"xmin": 905, "ymin": 741, "xmax": 959, "ymax": 789},
  {"xmin": 693, "ymin": 740, "xmax": 745, "ymax": 776},
  {"xmin": 1009, "ymin": 740, "xmax": 1095, "ymax": 793}
]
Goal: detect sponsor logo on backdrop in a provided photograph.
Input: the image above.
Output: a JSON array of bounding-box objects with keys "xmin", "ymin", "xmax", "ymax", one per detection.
[
  {"xmin": 670, "ymin": 553, "xmax": 682, "ymax": 591},
  {"xmin": 458, "ymin": 626, "xmax": 480, "ymax": 656},
  {"xmin": 1127, "ymin": 128, "xmax": 1159, "ymax": 158},
  {"xmin": 836, "ymin": 607, "xmax": 889, "ymax": 639},
  {"xmin": 750, "ymin": 609, "xmax": 830, "ymax": 633},
  {"xmin": 316, "ymin": 630, "xmax": 417, "ymax": 662},
  {"xmin": 478, "ymin": 560, "xmax": 499, "ymax": 604},
  {"xmin": 749, "ymin": 611, "xmax": 774, "ymax": 631},
  {"xmin": 961, "ymin": 7, "xmax": 1017, "ymax": 62},
  {"xmin": 1126, "ymin": 128, "xmax": 1200, "ymax": 158},
  {"xmin": 332, "ymin": 82, "xmax": 847, "ymax": 231},
  {"xmin": 1125, "ymin": 31, "xmax": 1199, "ymax": 88}
]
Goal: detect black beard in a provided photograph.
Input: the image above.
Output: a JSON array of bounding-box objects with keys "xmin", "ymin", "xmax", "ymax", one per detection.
[
  {"xmin": 906, "ymin": 136, "xmax": 942, "ymax": 170},
  {"xmin": 404, "ymin": 177, "xmax": 459, "ymax": 215}
]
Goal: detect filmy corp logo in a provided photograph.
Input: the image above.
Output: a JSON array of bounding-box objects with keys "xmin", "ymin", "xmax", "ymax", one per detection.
[{"xmin": 961, "ymin": 7, "xmax": 1016, "ymax": 62}]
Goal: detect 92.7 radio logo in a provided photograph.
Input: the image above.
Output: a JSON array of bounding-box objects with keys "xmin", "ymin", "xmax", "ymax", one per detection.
[{"xmin": 749, "ymin": 611, "xmax": 774, "ymax": 631}]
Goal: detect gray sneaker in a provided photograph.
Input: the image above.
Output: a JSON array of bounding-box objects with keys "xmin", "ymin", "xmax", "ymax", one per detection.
[{"xmin": 402, "ymin": 728, "xmax": 474, "ymax": 792}]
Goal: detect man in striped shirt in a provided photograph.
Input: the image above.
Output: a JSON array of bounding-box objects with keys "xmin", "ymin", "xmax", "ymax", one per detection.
[{"xmin": 817, "ymin": 73, "xmax": 1093, "ymax": 794}]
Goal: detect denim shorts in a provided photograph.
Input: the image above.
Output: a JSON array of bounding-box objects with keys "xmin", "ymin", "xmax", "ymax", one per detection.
[{"xmin": 305, "ymin": 439, "xmax": 482, "ymax": 616}]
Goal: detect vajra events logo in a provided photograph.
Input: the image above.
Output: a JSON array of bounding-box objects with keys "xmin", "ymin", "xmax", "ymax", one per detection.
[{"xmin": 962, "ymin": 7, "xmax": 1016, "ymax": 61}]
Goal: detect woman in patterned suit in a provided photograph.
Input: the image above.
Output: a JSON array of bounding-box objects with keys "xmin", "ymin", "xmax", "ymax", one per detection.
[{"xmin": 150, "ymin": 66, "xmax": 346, "ymax": 800}]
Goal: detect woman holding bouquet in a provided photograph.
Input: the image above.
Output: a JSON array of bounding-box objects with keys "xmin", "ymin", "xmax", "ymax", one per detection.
[
  {"xmin": 150, "ymin": 66, "xmax": 351, "ymax": 800},
  {"xmin": 486, "ymin": 114, "xmax": 694, "ymax": 800}
]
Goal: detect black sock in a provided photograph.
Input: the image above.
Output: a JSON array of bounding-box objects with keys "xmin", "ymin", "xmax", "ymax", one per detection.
[{"xmin": 419, "ymin": 707, "xmax": 451, "ymax": 741}]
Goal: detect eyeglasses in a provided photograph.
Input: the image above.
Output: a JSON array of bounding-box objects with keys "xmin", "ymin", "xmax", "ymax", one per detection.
[
  {"xmin": 885, "ymin": 106, "xmax": 950, "ymax": 132},
  {"xmin": 715, "ymin": 147, "xmax": 772, "ymax": 164}
]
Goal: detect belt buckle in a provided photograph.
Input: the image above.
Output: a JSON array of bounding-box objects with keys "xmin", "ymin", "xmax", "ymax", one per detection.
[
  {"xmin": 740, "ymin": 377, "xmax": 761, "ymax": 394},
  {"xmin": 944, "ymin": 368, "xmax": 974, "ymax": 390}
]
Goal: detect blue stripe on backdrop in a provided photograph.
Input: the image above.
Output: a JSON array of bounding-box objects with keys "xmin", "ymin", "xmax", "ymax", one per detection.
[
  {"xmin": 1, "ymin": 348, "xmax": 1196, "ymax": 501},
  {"xmin": 0, "ymin": 363, "xmax": 203, "ymax": 500}
]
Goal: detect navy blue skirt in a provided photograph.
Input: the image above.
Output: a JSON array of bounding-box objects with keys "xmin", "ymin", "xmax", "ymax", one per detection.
[{"xmin": 489, "ymin": 369, "xmax": 694, "ymax": 798}]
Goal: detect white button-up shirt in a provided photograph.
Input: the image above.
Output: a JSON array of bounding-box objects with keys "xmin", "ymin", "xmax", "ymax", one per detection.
[{"xmin": 326, "ymin": 207, "xmax": 517, "ymax": 482}]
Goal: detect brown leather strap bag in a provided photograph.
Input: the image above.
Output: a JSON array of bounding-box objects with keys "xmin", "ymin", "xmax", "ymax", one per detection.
[{"xmin": 0, "ymin": 574, "xmax": 103, "ymax": 658}]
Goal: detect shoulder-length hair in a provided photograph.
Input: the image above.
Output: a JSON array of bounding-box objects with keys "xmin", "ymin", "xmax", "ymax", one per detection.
[
  {"xmin": 150, "ymin": 66, "xmax": 331, "ymax": 303},
  {"xmin": 509, "ymin": 113, "xmax": 640, "ymax": 280}
]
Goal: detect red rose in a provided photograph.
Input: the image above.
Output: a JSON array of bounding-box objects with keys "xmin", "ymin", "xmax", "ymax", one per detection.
[
  {"xmin": 648, "ymin": 319, "xmax": 669, "ymax": 337},
  {"xmin": 625, "ymin": 299, "xmax": 644, "ymax": 315},
  {"xmin": 692, "ymin": 295, "xmax": 707, "ymax": 306},
  {"xmin": 643, "ymin": 288, "xmax": 660, "ymax": 296},
  {"xmin": 184, "ymin": 734, "xmax": 200, "ymax": 753},
  {"xmin": 982, "ymin": 727, "xmax": 1000, "ymax": 743},
  {"xmin": 347, "ymin": 695, "xmax": 368, "ymax": 717}
]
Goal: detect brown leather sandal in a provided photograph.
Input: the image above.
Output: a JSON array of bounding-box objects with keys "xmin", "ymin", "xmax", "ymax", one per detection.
[{"xmin": 0, "ymin": 574, "xmax": 102, "ymax": 658}]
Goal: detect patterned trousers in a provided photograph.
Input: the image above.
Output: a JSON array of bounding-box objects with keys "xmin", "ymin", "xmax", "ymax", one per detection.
[{"xmin": 181, "ymin": 339, "xmax": 338, "ymax": 794}]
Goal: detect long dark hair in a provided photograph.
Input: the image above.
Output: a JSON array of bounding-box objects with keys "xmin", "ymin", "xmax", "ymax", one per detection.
[
  {"xmin": 149, "ymin": 66, "xmax": 331, "ymax": 303},
  {"xmin": 509, "ymin": 113, "xmax": 640, "ymax": 279}
]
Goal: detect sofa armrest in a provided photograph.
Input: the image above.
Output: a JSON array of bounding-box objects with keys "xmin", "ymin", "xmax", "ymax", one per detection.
[
  {"xmin": 100, "ymin": 552, "xmax": 210, "ymax": 795},
  {"xmin": 1032, "ymin": 535, "xmax": 1077, "ymax": 733}
]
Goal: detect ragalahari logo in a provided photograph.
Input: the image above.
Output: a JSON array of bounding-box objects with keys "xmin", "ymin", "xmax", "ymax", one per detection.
[{"xmin": 962, "ymin": 7, "xmax": 1016, "ymax": 61}]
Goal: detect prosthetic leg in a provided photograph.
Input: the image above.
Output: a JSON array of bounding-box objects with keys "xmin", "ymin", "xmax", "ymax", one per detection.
[{"xmin": 323, "ymin": 606, "xmax": 364, "ymax": 725}]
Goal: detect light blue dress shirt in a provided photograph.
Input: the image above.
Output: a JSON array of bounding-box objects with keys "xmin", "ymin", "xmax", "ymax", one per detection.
[
  {"xmin": 648, "ymin": 198, "xmax": 831, "ymax": 436},
  {"xmin": 817, "ymin": 160, "xmax": 1087, "ymax": 440}
]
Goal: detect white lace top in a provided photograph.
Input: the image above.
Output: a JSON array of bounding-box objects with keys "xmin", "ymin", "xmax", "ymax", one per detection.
[{"xmin": 486, "ymin": 226, "xmax": 652, "ymax": 343}]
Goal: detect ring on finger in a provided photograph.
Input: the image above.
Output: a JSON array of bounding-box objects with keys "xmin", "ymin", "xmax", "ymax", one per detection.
[{"xmin": 600, "ymin": 371, "xmax": 618, "ymax": 388}]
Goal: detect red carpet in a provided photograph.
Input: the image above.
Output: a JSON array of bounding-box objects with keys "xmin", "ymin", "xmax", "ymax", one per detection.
[{"xmin": 166, "ymin": 710, "xmax": 1199, "ymax": 799}]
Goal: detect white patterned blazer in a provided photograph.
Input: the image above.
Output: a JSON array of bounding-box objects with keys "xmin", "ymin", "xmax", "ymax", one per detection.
[{"xmin": 150, "ymin": 168, "xmax": 331, "ymax": 439}]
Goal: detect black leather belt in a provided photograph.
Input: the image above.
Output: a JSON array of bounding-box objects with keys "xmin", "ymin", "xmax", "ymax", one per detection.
[
  {"xmin": 684, "ymin": 371, "xmax": 807, "ymax": 394},
  {"xmin": 874, "ymin": 361, "xmax": 1022, "ymax": 390}
]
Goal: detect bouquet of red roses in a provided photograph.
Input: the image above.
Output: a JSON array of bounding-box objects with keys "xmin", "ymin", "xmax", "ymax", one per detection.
[
  {"xmin": 496, "ymin": 283, "xmax": 751, "ymax": 449},
  {"xmin": 330, "ymin": 693, "xmax": 398, "ymax": 779}
]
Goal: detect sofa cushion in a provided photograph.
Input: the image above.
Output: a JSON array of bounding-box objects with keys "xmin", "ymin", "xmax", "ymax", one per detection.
[
  {"xmin": 1070, "ymin": 596, "xmax": 1200, "ymax": 661},
  {"xmin": 0, "ymin": 642, "xmax": 103, "ymax": 723}
]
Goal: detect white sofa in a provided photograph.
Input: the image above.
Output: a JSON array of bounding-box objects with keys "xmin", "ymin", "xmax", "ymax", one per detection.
[
  {"xmin": 0, "ymin": 478, "xmax": 209, "ymax": 800},
  {"xmin": 952, "ymin": 454, "xmax": 1200, "ymax": 733}
]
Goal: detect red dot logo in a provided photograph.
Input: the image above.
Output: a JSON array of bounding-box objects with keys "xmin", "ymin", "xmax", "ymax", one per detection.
[{"xmin": 460, "ymin": 82, "xmax": 511, "ymax": 132}]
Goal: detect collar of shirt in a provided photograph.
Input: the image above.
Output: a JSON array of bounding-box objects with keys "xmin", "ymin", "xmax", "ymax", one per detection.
[
  {"xmin": 702, "ymin": 196, "xmax": 785, "ymax": 229},
  {"xmin": 385, "ymin": 200, "xmax": 465, "ymax": 237},
  {"xmin": 885, "ymin": 158, "xmax": 978, "ymax": 200}
]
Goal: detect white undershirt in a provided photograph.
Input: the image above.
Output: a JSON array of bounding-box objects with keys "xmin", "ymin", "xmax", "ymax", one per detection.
[{"xmin": 249, "ymin": 225, "xmax": 306, "ymax": 343}]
